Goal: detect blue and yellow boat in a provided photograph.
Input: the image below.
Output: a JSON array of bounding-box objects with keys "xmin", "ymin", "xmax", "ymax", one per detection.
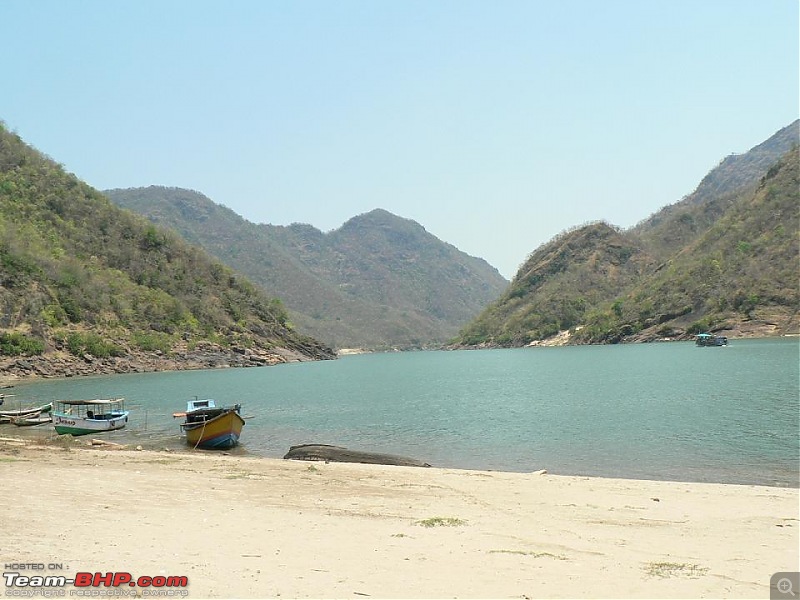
[{"xmin": 175, "ymin": 398, "xmax": 245, "ymax": 450}]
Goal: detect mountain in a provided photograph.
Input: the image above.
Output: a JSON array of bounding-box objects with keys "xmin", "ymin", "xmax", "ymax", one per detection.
[
  {"xmin": 634, "ymin": 120, "xmax": 800, "ymax": 258},
  {"xmin": 575, "ymin": 148, "xmax": 799, "ymax": 343},
  {"xmin": 458, "ymin": 222, "xmax": 654, "ymax": 345},
  {"xmin": 0, "ymin": 122, "xmax": 334, "ymax": 379},
  {"xmin": 457, "ymin": 121, "xmax": 799, "ymax": 347},
  {"xmin": 105, "ymin": 188, "xmax": 508, "ymax": 350}
]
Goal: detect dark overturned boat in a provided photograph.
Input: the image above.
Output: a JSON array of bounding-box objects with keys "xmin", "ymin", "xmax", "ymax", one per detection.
[
  {"xmin": 174, "ymin": 398, "xmax": 245, "ymax": 450},
  {"xmin": 284, "ymin": 444, "xmax": 431, "ymax": 467}
]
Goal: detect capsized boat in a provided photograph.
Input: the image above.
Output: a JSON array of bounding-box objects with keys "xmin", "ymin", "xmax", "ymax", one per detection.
[
  {"xmin": 284, "ymin": 444, "xmax": 431, "ymax": 467},
  {"xmin": 174, "ymin": 398, "xmax": 244, "ymax": 450},
  {"xmin": 52, "ymin": 398, "xmax": 129, "ymax": 436}
]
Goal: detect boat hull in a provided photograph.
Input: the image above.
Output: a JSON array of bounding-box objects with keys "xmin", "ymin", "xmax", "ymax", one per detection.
[
  {"xmin": 284, "ymin": 444, "xmax": 431, "ymax": 467},
  {"xmin": 11, "ymin": 414, "xmax": 52, "ymax": 426},
  {"xmin": 0, "ymin": 403, "xmax": 53, "ymax": 418},
  {"xmin": 53, "ymin": 412, "xmax": 129, "ymax": 436},
  {"xmin": 183, "ymin": 410, "xmax": 244, "ymax": 449}
]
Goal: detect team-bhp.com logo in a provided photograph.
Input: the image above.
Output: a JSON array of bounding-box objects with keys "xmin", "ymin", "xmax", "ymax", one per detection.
[{"xmin": 4, "ymin": 570, "xmax": 189, "ymax": 597}]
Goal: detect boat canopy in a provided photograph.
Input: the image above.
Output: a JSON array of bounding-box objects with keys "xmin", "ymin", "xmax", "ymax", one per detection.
[
  {"xmin": 56, "ymin": 398, "xmax": 125, "ymax": 406},
  {"xmin": 187, "ymin": 398, "xmax": 216, "ymax": 411}
]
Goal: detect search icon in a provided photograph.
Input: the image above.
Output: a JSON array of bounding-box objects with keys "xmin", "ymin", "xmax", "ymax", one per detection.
[
  {"xmin": 778, "ymin": 578, "xmax": 796, "ymax": 597},
  {"xmin": 772, "ymin": 573, "xmax": 800, "ymax": 599}
]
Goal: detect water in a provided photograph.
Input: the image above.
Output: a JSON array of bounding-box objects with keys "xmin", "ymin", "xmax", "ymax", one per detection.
[{"xmin": 4, "ymin": 338, "xmax": 798, "ymax": 487}]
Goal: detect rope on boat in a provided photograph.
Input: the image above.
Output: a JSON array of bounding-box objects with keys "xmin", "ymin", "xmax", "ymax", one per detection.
[{"xmin": 193, "ymin": 418, "xmax": 207, "ymax": 450}]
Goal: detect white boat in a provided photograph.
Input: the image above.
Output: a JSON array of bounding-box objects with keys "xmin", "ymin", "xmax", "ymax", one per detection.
[
  {"xmin": 52, "ymin": 398, "xmax": 129, "ymax": 436},
  {"xmin": 11, "ymin": 411, "xmax": 52, "ymax": 426},
  {"xmin": 0, "ymin": 402, "xmax": 53, "ymax": 424}
]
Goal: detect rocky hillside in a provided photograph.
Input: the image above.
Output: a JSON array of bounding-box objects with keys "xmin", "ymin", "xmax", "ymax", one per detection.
[
  {"xmin": 0, "ymin": 123, "xmax": 335, "ymax": 380},
  {"xmin": 594, "ymin": 148, "xmax": 799, "ymax": 343},
  {"xmin": 105, "ymin": 189, "xmax": 508, "ymax": 350},
  {"xmin": 457, "ymin": 121, "xmax": 799, "ymax": 347},
  {"xmin": 458, "ymin": 222, "xmax": 657, "ymax": 345},
  {"xmin": 634, "ymin": 120, "xmax": 799, "ymax": 258}
]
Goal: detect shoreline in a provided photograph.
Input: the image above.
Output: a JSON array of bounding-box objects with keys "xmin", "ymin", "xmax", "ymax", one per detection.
[
  {"xmin": 2, "ymin": 332, "xmax": 796, "ymax": 388},
  {"xmin": 4, "ymin": 423, "xmax": 798, "ymax": 490},
  {"xmin": 0, "ymin": 343, "xmax": 332, "ymax": 388},
  {"xmin": 2, "ymin": 436, "xmax": 798, "ymax": 598}
]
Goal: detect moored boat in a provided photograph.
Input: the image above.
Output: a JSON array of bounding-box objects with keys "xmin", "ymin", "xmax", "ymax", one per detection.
[
  {"xmin": 11, "ymin": 411, "xmax": 53, "ymax": 426},
  {"xmin": 0, "ymin": 402, "xmax": 53, "ymax": 424},
  {"xmin": 174, "ymin": 398, "xmax": 244, "ymax": 450},
  {"xmin": 52, "ymin": 398, "xmax": 129, "ymax": 436}
]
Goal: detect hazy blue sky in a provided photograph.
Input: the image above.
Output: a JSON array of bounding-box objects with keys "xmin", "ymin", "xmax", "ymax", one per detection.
[{"xmin": 3, "ymin": 0, "xmax": 797, "ymax": 278}]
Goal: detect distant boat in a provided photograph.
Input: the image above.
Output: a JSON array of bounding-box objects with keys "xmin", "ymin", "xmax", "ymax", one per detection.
[
  {"xmin": 695, "ymin": 333, "xmax": 728, "ymax": 347},
  {"xmin": 0, "ymin": 402, "xmax": 53, "ymax": 424},
  {"xmin": 174, "ymin": 398, "xmax": 245, "ymax": 450},
  {"xmin": 52, "ymin": 398, "xmax": 129, "ymax": 436}
]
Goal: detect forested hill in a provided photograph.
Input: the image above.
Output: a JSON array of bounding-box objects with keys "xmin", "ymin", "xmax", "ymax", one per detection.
[
  {"xmin": 634, "ymin": 119, "xmax": 799, "ymax": 258},
  {"xmin": 585, "ymin": 148, "xmax": 799, "ymax": 343},
  {"xmin": 457, "ymin": 222, "xmax": 654, "ymax": 345},
  {"xmin": 0, "ymin": 123, "xmax": 334, "ymax": 379},
  {"xmin": 456, "ymin": 121, "xmax": 799, "ymax": 347},
  {"xmin": 105, "ymin": 188, "xmax": 508, "ymax": 350}
]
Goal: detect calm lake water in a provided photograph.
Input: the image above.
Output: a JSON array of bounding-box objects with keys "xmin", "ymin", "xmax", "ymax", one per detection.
[{"xmin": 4, "ymin": 338, "xmax": 798, "ymax": 487}]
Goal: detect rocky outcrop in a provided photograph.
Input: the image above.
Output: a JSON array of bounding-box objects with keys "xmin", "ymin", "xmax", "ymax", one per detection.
[{"xmin": 0, "ymin": 342, "xmax": 331, "ymax": 384}]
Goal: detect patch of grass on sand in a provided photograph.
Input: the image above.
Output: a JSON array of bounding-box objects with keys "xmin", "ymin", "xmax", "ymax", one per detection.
[
  {"xmin": 490, "ymin": 549, "xmax": 567, "ymax": 560},
  {"xmin": 52, "ymin": 436, "xmax": 81, "ymax": 451},
  {"xmin": 415, "ymin": 517, "xmax": 467, "ymax": 528},
  {"xmin": 137, "ymin": 458, "xmax": 182, "ymax": 465},
  {"xmin": 644, "ymin": 562, "xmax": 709, "ymax": 578}
]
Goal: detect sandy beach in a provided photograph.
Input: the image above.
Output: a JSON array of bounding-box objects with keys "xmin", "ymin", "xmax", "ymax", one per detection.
[{"xmin": 1, "ymin": 436, "xmax": 797, "ymax": 599}]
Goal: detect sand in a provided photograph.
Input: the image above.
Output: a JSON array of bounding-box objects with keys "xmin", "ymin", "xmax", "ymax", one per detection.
[{"xmin": 0, "ymin": 436, "xmax": 797, "ymax": 599}]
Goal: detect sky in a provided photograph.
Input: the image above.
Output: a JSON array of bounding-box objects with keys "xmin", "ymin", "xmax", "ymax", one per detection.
[{"xmin": 2, "ymin": 0, "xmax": 798, "ymax": 279}]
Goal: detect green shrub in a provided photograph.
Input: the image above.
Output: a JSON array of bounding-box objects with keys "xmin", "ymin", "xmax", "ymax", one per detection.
[
  {"xmin": 0, "ymin": 249, "xmax": 42, "ymax": 287},
  {"xmin": 40, "ymin": 304, "xmax": 68, "ymax": 327},
  {"xmin": 686, "ymin": 317, "xmax": 720, "ymax": 335},
  {"xmin": 131, "ymin": 331, "xmax": 173, "ymax": 353},
  {"xmin": 268, "ymin": 298, "xmax": 289, "ymax": 326},
  {"xmin": 64, "ymin": 332, "xmax": 123, "ymax": 358},
  {"xmin": 0, "ymin": 332, "xmax": 44, "ymax": 356}
]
